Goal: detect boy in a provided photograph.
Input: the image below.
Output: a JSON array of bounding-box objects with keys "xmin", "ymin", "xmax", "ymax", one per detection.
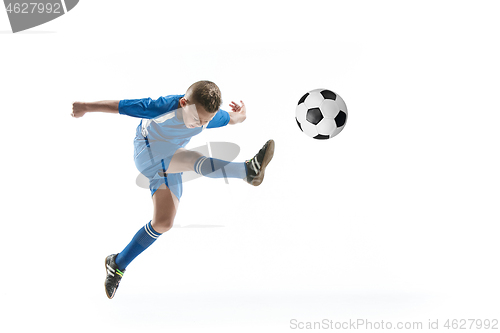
[{"xmin": 71, "ymin": 81, "xmax": 275, "ymax": 299}]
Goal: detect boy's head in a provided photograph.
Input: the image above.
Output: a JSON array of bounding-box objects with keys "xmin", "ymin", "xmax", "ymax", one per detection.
[
  {"xmin": 179, "ymin": 80, "xmax": 222, "ymax": 128},
  {"xmin": 185, "ymin": 80, "xmax": 221, "ymax": 113}
]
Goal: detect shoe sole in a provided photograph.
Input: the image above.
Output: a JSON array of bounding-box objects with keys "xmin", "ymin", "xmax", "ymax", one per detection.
[
  {"xmin": 250, "ymin": 139, "xmax": 275, "ymax": 186},
  {"xmin": 104, "ymin": 256, "xmax": 114, "ymax": 299}
]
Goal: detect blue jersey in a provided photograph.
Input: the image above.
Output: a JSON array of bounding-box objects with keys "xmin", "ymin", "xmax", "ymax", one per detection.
[
  {"xmin": 118, "ymin": 94, "xmax": 231, "ymax": 201},
  {"xmin": 118, "ymin": 94, "xmax": 230, "ymax": 146}
]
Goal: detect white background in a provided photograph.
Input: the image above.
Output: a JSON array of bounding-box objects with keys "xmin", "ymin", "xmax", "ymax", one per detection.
[{"xmin": 1, "ymin": 1, "xmax": 499, "ymax": 332}]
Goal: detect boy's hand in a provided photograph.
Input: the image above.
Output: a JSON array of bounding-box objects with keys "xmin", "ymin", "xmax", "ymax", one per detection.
[
  {"xmin": 230, "ymin": 100, "xmax": 246, "ymax": 113},
  {"xmin": 228, "ymin": 100, "xmax": 247, "ymax": 124},
  {"xmin": 71, "ymin": 102, "xmax": 87, "ymax": 118}
]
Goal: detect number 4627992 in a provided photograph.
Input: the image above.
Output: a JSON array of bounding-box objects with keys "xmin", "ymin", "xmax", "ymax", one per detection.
[
  {"xmin": 444, "ymin": 319, "xmax": 498, "ymax": 330},
  {"xmin": 6, "ymin": 2, "xmax": 62, "ymax": 14}
]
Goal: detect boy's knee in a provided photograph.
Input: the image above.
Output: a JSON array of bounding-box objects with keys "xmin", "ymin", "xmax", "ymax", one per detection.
[
  {"xmin": 151, "ymin": 218, "xmax": 174, "ymax": 233},
  {"xmin": 168, "ymin": 149, "xmax": 205, "ymax": 173},
  {"xmin": 189, "ymin": 151, "xmax": 204, "ymax": 165}
]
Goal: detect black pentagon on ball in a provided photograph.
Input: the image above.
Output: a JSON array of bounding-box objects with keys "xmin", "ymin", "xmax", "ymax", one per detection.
[
  {"xmin": 320, "ymin": 90, "xmax": 337, "ymax": 101},
  {"xmin": 295, "ymin": 118, "xmax": 303, "ymax": 131},
  {"xmin": 314, "ymin": 134, "xmax": 329, "ymax": 140},
  {"xmin": 335, "ymin": 110, "xmax": 347, "ymax": 127},
  {"xmin": 298, "ymin": 93, "xmax": 309, "ymax": 105},
  {"xmin": 306, "ymin": 108, "xmax": 323, "ymax": 125}
]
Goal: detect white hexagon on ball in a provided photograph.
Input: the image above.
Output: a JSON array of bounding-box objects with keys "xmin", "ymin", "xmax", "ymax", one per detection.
[
  {"xmin": 316, "ymin": 118, "xmax": 337, "ymax": 136},
  {"xmin": 320, "ymin": 99, "xmax": 340, "ymax": 119},
  {"xmin": 300, "ymin": 119, "xmax": 318, "ymax": 138},
  {"xmin": 295, "ymin": 103, "xmax": 308, "ymax": 123},
  {"xmin": 303, "ymin": 89, "xmax": 324, "ymax": 109}
]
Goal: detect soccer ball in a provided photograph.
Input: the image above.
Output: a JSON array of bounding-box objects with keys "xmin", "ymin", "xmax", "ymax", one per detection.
[{"xmin": 295, "ymin": 88, "xmax": 348, "ymax": 140}]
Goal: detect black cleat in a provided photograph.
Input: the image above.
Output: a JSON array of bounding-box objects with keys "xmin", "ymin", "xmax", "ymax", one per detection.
[
  {"xmin": 244, "ymin": 139, "xmax": 275, "ymax": 186},
  {"xmin": 104, "ymin": 254, "xmax": 125, "ymax": 299}
]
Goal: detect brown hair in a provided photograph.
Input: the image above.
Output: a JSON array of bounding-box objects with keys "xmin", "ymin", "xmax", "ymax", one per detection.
[{"xmin": 185, "ymin": 80, "xmax": 222, "ymax": 113}]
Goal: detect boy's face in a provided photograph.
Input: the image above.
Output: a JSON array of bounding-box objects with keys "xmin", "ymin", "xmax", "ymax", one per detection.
[{"xmin": 180, "ymin": 98, "xmax": 216, "ymax": 128}]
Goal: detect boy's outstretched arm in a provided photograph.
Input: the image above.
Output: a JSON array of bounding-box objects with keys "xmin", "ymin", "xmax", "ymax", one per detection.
[
  {"xmin": 71, "ymin": 101, "xmax": 119, "ymax": 118},
  {"xmin": 228, "ymin": 100, "xmax": 247, "ymax": 125}
]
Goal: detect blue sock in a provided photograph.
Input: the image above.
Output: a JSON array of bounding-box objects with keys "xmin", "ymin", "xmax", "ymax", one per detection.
[
  {"xmin": 193, "ymin": 156, "xmax": 247, "ymax": 179},
  {"xmin": 115, "ymin": 221, "xmax": 161, "ymax": 271}
]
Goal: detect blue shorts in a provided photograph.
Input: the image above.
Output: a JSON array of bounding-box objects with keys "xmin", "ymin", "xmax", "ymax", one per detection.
[{"xmin": 133, "ymin": 135, "xmax": 183, "ymax": 202}]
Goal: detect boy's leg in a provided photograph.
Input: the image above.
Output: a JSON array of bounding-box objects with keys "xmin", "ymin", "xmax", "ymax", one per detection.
[
  {"xmin": 116, "ymin": 183, "xmax": 178, "ymax": 267},
  {"xmin": 165, "ymin": 148, "xmax": 246, "ymax": 178},
  {"xmin": 163, "ymin": 139, "xmax": 275, "ymax": 186},
  {"xmin": 151, "ymin": 183, "xmax": 180, "ymax": 233},
  {"xmin": 104, "ymin": 183, "xmax": 179, "ymax": 299}
]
